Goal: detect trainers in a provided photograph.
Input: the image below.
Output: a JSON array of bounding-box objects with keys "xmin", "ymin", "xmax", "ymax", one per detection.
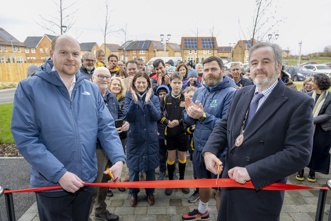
[
  {"xmin": 308, "ymin": 170, "xmax": 316, "ymax": 183},
  {"xmin": 158, "ymin": 172, "xmax": 166, "ymax": 180},
  {"xmin": 94, "ymin": 210, "xmax": 119, "ymax": 221},
  {"xmin": 165, "ymin": 188, "xmax": 173, "ymax": 196},
  {"xmin": 295, "ymin": 169, "xmax": 304, "ymax": 181},
  {"xmin": 107, "ymin": 189, "xmax": 113, "ymax": 197},
  {"xmin": 182, "ymin": 209, "xmax": 209, "ymax": 220},
  {"xmin": 182, "ymin": 188, "xmax": 190, "ymax": 194},
  {"xmin": 188, "ymin": 189, "xmax": 199, "ymax": 203}
]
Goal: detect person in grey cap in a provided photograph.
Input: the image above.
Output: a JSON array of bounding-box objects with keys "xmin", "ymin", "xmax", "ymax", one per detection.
[
  {"xmin": 182, "ymin": 69, "xmax": 202, "ymax": 90},
  {"xmin": 27, "ymin": 64, "xmax": 38, "ymax": 77}
]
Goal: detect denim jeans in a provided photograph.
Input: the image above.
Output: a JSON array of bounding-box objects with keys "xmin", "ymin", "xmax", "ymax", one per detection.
[{"xmin": 129, "ymin": 169, "xmax": 155, "ymax": 196}]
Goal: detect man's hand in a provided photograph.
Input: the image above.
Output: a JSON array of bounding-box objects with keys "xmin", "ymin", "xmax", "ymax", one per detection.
[
  {"xmin": 186, "ymin": 99, "xmax": 204, "ymax": 119},
  {"xmin": 203, "ymin": 152, "xmax": 223, "ymax": 175},
  {"xmin": 121, "ymin": 121, "xmax": 130, "ymax": 132},
  {"xmin": 228, "ymin": 167, "xmax": 250, "ymax": 184},
  {"xmin": 164, "ymin": 75, "xmax": 170, "ymax": 85},
  {"xmin": 103, "ymin": 161, "xmax": 124, "ymax": 181},
  {"xmin": 58, "ymin": 172, "xmax": 84, "ymax": 193}
]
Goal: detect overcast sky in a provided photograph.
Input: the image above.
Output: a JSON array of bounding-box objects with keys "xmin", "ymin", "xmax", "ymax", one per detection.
[{"xmin": 1, "ymin": 0, "xmax": 330, "ymax": 55}]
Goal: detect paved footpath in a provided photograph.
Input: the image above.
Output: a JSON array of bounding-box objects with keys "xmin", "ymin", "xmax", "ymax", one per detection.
[{"xmin": 15, "ymin": 160, "xmax": 331, "ymax": 221}]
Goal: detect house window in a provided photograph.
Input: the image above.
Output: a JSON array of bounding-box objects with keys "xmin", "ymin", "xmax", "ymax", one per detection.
[
  {"xmin": 194, "ymin": 50, "xmax": 197, "ymax": 54},
  {"xmin": 18, "ymin": 47, "xmax": 21, "ymax": 52},
  {"xmin": 189, "ymin": 50, "xmax": 192, "ymax": 54},
  {"xmin": 13, "ymin": 46, "xmax": 17, "ymax": 52},
  {"xmin": 45, "ymin": 48, "xmax": 49, "ymax": 53},
  {"xmin": 139, "ymin": 50, "xmax": 145, "ymax": 54},
  {"xmin": 0, "ymin": 56, "xmax": 5, "ymax": 63},
  {"xmin": 203, "ymin": 50, "xmax": 207, "ymax": 54},
  {"xmin": 187, "ymin": 57, "xmax": 194, "ymax": 61},
  {"xmin": 208, "ymin": 50, "xmax": 211, "ymax": 54},
  {"xmin": 31, "ymin": 49, "xmax": 36, "ymax": 53},
  {"xmin": 7, "ymin": 57, "xmax": 11, "ymax": 63},
  {"xmin": 17, "ymin": 57, "xmax": 24, "ymax": 63},
  {"xmin": 4, "ymin": 46, "xmax": 8, "ymax": 52},
  {"xmin": 40, "ymin": 48, "xmax": 44, "ymax": 53},
  {"xmin": 25, "ymin": 48, "xmax": 30, "ymax": 53},
  {"xmin": 133, "ymin": 51, "xmax": 136, "ymax": 54}
]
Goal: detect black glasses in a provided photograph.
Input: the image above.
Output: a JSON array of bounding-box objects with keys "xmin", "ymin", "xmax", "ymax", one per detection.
[{"xmin": 97, "ymin": 75, "xmax": 111, "ymax": 80}]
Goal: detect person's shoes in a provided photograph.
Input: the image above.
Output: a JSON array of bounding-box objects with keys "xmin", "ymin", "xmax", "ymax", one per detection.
[
  {"xmin": 182, "ymin": 209, "xmax": 209, "ymax": 220},
  {"xmin": 147, "ymin": 194, "xmax": 155, "ymax": 206},
  {"xmin": 165, "ymin": 188, "xmax": 173, "ymax": 196},
  {"xmin": 94, "ymin": 210, "xmax": 119, "ymax": 221},
  {"xmin": 129, "ymin": 194, "xmax": 137, "ymax": 207},
  {"xmin": 158, "ymin": 172, "xmax": 166, "ymax": 180},
  {"xmin": 308, "ymin": 170, "xmax": 316, "ymax": 183},
  {"xmin": 188, "ymin": 189, "xmax": 199, "ymax": 203},
  {"xmin": 295, "ymin": 169, "xmax": 305, "ymax": 181},
  {"xmin": 182, "ymin": 188, "xmax": 190, "ymax": 194},
  {"xmin": 118, "ymin": 187, "xmax": 126, "ymax": 192},
  {"xmin": 107, "ymin": 189, "xmax": 113, "ymax": 197}
]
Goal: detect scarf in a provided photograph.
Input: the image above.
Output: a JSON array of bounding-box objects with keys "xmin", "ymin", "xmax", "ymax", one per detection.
[{"xmin": 312, "ymin": 90, "xmax": 328, "ymax": 132}]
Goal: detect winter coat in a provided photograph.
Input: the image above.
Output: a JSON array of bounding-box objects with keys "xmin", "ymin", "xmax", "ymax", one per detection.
[
  {"xmin": 11, "ymin": 59, "xmax": 125, "ymax": 188},
  {"xmin": 184, "ymin": 76, "xmax": 236, "ymax": 152},
  {"xmin": 124, "ymin": 91, "xmax": 161, "ymax": 172}
]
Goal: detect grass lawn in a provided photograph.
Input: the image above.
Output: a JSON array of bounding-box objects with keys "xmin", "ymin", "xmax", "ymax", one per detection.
[{"xmin": 0, "ymin": 103, "xmax": 14, "ymax": 143}]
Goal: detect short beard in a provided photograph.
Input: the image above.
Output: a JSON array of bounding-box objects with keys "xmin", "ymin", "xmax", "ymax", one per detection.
[
  {"xmin": 204, "ymin": 75, "xmax": 222, "ymax": 87},
  {"xmin": 253, "ymin": 68, "xmax": 279, "ymax": 88}
]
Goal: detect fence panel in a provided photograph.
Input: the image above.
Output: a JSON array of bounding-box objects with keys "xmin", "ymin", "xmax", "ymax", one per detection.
[{"xmin": 0, "ymin": 63, "xmax": 43, "ymax": 83}]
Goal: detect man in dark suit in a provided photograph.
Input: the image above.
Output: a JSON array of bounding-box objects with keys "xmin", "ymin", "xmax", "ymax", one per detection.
[{"xmin": 202, "ymin": 42, "xmax": 314, "ymax": 221}]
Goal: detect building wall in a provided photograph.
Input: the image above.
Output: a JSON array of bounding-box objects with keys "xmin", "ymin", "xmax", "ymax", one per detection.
[{"xmin": 0, "ymin": 45, "xmax": 26, "ymax": 63}]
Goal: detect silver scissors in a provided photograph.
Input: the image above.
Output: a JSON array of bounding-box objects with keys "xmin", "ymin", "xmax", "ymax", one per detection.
[{"xmin": 216, "ymin": 165, "xmax": 221, "ymax": 185}]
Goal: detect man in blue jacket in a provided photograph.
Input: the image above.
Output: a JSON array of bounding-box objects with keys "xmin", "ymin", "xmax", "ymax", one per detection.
[
  {"xmin": 182, "ymin": 56, "xmax": 236, "ymax": 221},
  {"xmin": 11, "ymin": 35, "xmax": 125, "ymax": 221}
]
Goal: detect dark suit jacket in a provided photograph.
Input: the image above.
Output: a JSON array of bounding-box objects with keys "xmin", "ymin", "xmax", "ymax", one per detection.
[{"xmin": 202, "ymin": 80, "xmax": 314, "ymax": 221}]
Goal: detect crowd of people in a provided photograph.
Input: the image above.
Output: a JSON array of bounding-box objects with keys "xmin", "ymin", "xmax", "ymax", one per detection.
[{"xmin": 13, "ymin": 34, "xmax": 331, "ymax": 221}]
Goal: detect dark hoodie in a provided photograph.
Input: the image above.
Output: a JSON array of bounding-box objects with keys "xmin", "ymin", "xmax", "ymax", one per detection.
[{"xmin": 156, "ymin": 85, "xmax": 170, "ymax": 139}]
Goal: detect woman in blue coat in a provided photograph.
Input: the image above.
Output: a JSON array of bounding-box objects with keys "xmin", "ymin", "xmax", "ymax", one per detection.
[{"xmin": 124, "ymin": 71, "xmax": 161, "ymax": 207}]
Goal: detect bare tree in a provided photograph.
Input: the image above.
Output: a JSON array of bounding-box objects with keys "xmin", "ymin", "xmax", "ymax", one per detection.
[
  {"xmin": 101, "ymin": 0, "xmax": 112, "ymax": 54},
  {"xmin": 37, "ymin": 0, "xmax": 78, "ymax": 35},
  {"xmin": 250, "ymin": 0, "xmax": 284, "ymax": 45}
]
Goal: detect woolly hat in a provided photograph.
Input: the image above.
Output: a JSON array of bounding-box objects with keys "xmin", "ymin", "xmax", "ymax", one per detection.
[
  {"xmin": 27, "ymin": 64, "xmax": 38, "ymax": 77},
  {"xmin": 187, "ymin": 69, "xmax": 198, "ymax": 78},
  {"xmin": 167, "ymin": 66, "xmax": 176, "ymax": 72},
  {"xmin": 156, "ymin": 85, "xmax": 170, "ymax": 94}
]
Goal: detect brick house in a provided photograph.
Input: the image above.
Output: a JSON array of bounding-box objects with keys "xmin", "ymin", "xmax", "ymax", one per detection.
[
  {"xmin": 180, "ymin": 37, "xmax": 218, "ymax": 64},
  {"xmin": 80, "ymin": 42, "xmax": 99, "ymax": 57},
  {"xmin": 100, "ymin": 43, "xmax": 120, "ymax": 61},
  {"xmin": 24, "ymin": 34, "xmax": 56, "ymax": 63},
  {"xmin": 0, "ymin": 28, "xmax": 26, "ymax": 63}
]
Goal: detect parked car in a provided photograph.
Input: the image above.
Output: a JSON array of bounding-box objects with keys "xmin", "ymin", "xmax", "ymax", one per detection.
[
  {"xmin": 302, "ymin": 64, "xmax": 331, "ymax": 77},
  {"xmin": 285, "ymin": 66, "xmax": 314, "ymax": 81},
  {"xmin": 224, "ymin": 61, "xmax": 243, "ymax": 70},
  {"xmin": 301, "ymin": 61, "xmax": 318, "ymax": 66},
  {"xmin": 324, "ymin": 63, "xmax": 331, "ymax": 68}
]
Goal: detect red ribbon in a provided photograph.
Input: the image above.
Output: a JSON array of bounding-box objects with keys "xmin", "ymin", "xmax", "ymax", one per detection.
[{"xmin": 4, "ymin": 178, "xmax": 329, "ymax": 194}]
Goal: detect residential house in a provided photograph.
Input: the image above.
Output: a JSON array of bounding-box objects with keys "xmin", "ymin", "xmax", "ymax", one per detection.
[
  {"xmin": 100, "ymin": 43, "xmax": 120, "ymax": 61},
  {"xmin": 24, "ymin": 34, "xmax": 56, "ymax": 63},
  {"xmin": 80, "ymin": 42, "xmax": 99, "ymax": 57},
  {"xmin": 0, "ymin": 28, "xmax": 26, "ymax": 63},
  {"xmin": 232, "ymin": 39, "xmax": 256, "ymax": 63},
  {"xmin": 180, "ymin": 37, "xmax": 218, "ymax": 64},
  {"xmin": 217, "ymin": 46, "xmax": 232, "ymax": 61}
]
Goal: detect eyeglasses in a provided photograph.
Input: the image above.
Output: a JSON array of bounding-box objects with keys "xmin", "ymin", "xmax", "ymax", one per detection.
[
  {"xmin": 97, "ymin": 75, "xmax": 111, "ymax": 80},
  {"xmin": 85, "ymin": 59, "xmax": 95, "ymax": 63}
]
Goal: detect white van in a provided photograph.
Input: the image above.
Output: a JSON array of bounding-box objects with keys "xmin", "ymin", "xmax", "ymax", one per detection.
[{"xmin": 146, "ymin": 57, "xmax": 182, "ymax": 67}]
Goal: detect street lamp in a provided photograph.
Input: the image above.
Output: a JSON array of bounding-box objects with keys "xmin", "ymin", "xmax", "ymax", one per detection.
[
  {"xmin": 268, "ymin": 33, "xmax": 279, "ymax": 43},
  {"xmin": 160, "ymin": 34, "xmax": 171, "ymax": 57}
]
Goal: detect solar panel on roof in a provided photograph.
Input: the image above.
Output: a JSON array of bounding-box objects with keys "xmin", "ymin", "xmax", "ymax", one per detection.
[
  {"xmin": 202, "ymin": 38, "xmax": 214, "ymax": 49},
  {"xmin": 184, "ymin": 38, "xmax": 197, "ymax": 49}
]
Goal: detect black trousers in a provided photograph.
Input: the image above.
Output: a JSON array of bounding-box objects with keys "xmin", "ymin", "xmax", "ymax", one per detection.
[{"xmin": 36, "ymin": 186, "xmax": 93, "ymax": 221}]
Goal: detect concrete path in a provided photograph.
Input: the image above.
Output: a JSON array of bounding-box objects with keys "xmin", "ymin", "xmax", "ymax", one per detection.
[{"xmin": 4, "ymin": 159, "xmax": 330, "ymax": 221}]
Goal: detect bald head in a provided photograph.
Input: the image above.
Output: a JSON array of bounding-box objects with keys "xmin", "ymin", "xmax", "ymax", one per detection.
[{"xmin": 50, "ymin": 35, "xmax": 81, "ymax": 77}]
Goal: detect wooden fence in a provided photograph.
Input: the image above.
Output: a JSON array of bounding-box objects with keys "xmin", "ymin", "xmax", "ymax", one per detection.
[{"xmin": 0, "ymin": 63, "xmax": 43, "ymax": 83}]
